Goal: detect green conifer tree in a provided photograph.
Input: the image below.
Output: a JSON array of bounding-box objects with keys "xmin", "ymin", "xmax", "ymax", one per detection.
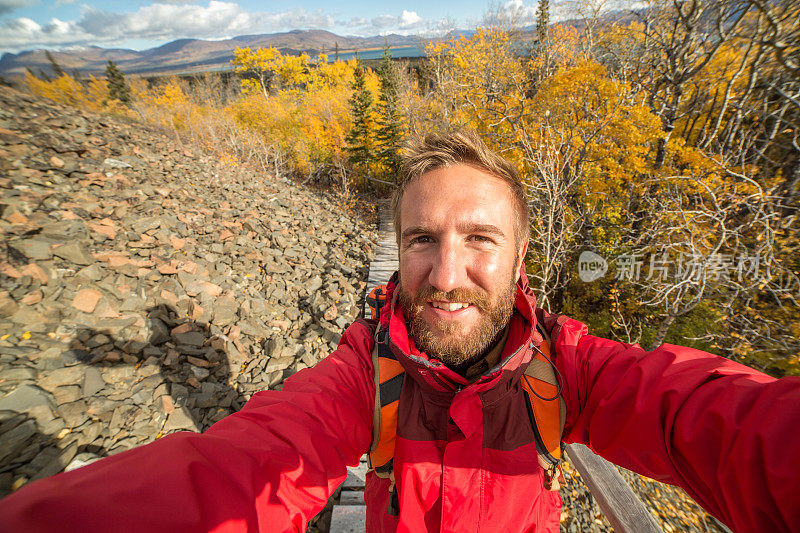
[
  {"xmin": 105, "ymin": 60, "xmax": 132, "ymax": 105},
  {"xmin": 345, "ymin": 59, "xmax": 375, "ymax": 175},
  {"xmin": 374, "ymin": 45, "xmax": 404, "ymax": 180}
]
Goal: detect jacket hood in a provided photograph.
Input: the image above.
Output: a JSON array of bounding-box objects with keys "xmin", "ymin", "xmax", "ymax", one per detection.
[{"xmin": 380, "ymin": 267, "xmax": 547, "ymax": 398}]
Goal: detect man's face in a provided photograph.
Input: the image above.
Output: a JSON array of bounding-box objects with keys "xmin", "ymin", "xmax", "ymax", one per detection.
[{"xmin": 398, "ymin": 164, "xmax": 527, "ymax": 368}]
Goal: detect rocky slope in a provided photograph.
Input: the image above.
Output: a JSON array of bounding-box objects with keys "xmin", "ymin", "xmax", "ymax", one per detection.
[{"xmin": 0, "ymin": 86, "xmax": 376, "ymax": 502}]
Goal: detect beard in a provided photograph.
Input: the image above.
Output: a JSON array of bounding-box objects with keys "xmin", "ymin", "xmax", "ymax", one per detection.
[{"xmin": 398, "ymin": 274, "xmax": 517, "ymax": 370}]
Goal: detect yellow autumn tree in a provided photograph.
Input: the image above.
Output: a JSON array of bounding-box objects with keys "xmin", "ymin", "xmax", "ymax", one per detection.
[
  {"xmin": 24, "ymin": 72, "xmax": 134, "ymax": 117},
  {"xmin": 232, "ymin": 46, "xmax": 282, "ymax": 97},
  {"xmin": 228, "ymin": 48, "xmax": 365, "ymax": 183}
]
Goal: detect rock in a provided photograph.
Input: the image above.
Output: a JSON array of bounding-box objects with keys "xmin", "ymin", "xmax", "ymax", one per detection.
[
  {"xmin": 38, "ymin": 366, "xmax": 84, "ymax": 391},
  {"xmin": 321, "ymin": 328, "xmax": 342, "ymax": 346},
  {"xmin": 4, "ymin": 210, "xmax": 28, "ymax": 224},
  {"xmin": 264, "ymin": 356, "xmax": 294, "ymax": 373},
  {"xmin": 171, "ymin": 323, "xmax": 192, "ymax": 335},
  {"xmin": 307, "ymin": 276, "xmax": 323, "ymax": 292},
  {"xmin": 72, "ymin": 288, "xmax": 103, "ymax": 313},
  {"xmin": 65, "ymin": 453, "xmax": 102, "ymax": 472},
  {"xmin": 0, "ymin": 368, "xmax": 37, "ymax": 381},
  {"xmin": 30, "ymin": 442, "xmax": 78, "ymax": 481},
  {"xmin": 0, "ymin": 291, "xmax": 19, "ymax": 318},
  {"xmin": 173, "ymin": 331, "xmax": 205, "ymax": 347},
  {"xmin": 159, "ymin": 395, "xmax": 175, "ymax": 414},
  {"xmin": 21, "ymin": 263, "xmax": 50, "ymax": 285},
  {"xmin": 10, "ymin": 306, "xmax": 47, "ymax": 330},
  {"xmin": 147, "ymin": 318, "xmax": 170, "ymax": 345},
  {"xmin": 53, "ymin": 243, "xmax": 93, "ymax": 265},
  {"xmin": 0, "ymin": 384, "xmax": 52, "ymax": 412},
  {"xmin": 52, "ymin": 385, "xmax": 81, "ymax": 404},
  {"xmin": 163, "ymin": 409, "xmax": 199, "ymax": 433},
  {"xmin": 76, "ymin": 264, "xmax": 104, "ymax": 282},
  {"xmin": 82, "ymin": 367, "xmax": 106, "ymax": 396},
  {"xmin": 11, "ymin": 239, "xmax": 52, "ymax": 260},
  {"xmin": 211, "ymin": 296, "xmax": 238, "ymax": 326},
  {"xmin": 0, "ymin": 419, "xmax": 37, "ymax": 464},
  {"xmin": 103, "ymin": 158, "xmax": 132, "ymax": 169},
  {"xmin": 20, "ymin": 291, "xmax": 42, "ymax": 305},
  {"xmin": 324, "ymin": 304, "xmax": 338, "ymax": 321},
  {"xmin": 190, "ymin": 366, "xmax": 210, "ymax": 380},
  {"xmin": 185, "ymin": 280, "xmax": 222, "ymax": 298}
]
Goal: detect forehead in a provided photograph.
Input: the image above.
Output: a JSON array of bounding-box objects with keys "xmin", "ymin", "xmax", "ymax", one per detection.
[{"xmin": 400, "ymin": 164, "xmax": 516, "ymax": 229}]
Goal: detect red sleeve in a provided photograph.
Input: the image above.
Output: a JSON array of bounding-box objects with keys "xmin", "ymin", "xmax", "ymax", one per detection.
[
  {"xmin": 0, "ymin": 322, "xmax": 376, "ymax": 533},
  {"xmin": 554, "ymin": 318, "xmax": 800, "ymax": 532}
]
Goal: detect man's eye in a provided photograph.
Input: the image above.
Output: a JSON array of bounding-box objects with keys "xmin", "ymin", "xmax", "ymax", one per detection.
[
  {"xmin": 470, "ymin": 235, "xmax": 493, "ymax": 243},
  {"xmin": 410, "ymin": 235, "xmax": 433, "ymax": 244}
]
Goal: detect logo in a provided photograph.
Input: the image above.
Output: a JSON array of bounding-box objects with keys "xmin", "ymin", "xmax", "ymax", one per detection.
[{"xmin": 578, "ymin": 251, "xmax": 608, "ymax": 282}]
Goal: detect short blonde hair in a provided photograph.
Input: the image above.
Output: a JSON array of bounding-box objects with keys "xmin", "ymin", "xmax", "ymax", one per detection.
[{"xmin": 392, "ymin": 130, "xmax": 529, "ymax": 245}]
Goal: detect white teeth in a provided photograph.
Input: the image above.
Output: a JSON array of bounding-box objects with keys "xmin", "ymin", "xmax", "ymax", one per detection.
[{"xmin": 432, "ymin": 302, "xmax": 469, "ymax": 311}]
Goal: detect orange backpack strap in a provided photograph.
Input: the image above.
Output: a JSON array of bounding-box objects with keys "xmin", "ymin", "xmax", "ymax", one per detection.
[
  {"xmin": 521, "ymin": 321, "xmax": 567, "ymax": 490},
  {"xmin": 368, "ymin": 325, "xmax": 405, "ymax": 477},
  {"xmin": 366, "ymin": 284, "xmax": 402, "ymax": 475},
  {"xmin": 368, "ymin": 321, "xmax": 404, "ymax": 516}
]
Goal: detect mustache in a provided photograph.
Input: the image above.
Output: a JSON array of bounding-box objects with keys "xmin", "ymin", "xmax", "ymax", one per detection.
[{"xmin": 409, "ymin": 286, "xmax": 490, "ymax": 310}]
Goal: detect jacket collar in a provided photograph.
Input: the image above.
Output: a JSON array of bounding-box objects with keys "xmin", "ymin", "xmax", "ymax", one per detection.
[{"xmin": 381, "ymin": 268, "xmax": 544, "ymax": 400}]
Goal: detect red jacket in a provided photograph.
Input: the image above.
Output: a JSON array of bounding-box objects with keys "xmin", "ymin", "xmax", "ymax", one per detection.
[{"xmin": 0, "ymin": 272, "xmax": 798, "ymax": 532}]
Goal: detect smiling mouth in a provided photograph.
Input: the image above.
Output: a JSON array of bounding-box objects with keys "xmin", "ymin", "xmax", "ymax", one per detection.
[{"xmin": 430, "ymin": 301, "xmax": 472, "ymax": 312}]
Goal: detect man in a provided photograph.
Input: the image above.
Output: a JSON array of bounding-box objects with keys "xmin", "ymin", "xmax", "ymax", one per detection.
[{"xmin": 0, "ymin": 131, "xmax": 798, "ymax": 532}]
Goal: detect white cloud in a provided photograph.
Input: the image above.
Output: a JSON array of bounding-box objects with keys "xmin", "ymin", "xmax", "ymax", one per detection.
[
  {"xmin": 346, "ymin": 17, "xmax": 367, "ymax": 27},
  {"xmin": 347, "ymin": 10, "xmax": 429, "ymax": 35},
  {"xmin": 0, "ymin": 1, "xmax": 341, "ymax": 53},
  {"xmin": 399, "ymin": 10, "xmax": 423, "ymax": 28},
  {"xmin": 0, "ymin": 0, "xmax": 36, "ymax": 16},
  {"xmin": 0, "ymin": 2, "xmax": 447, "ymax": 53},
  {"xmin": 370, "ymin": 14, "xmax": 396, "ymax": 29}
]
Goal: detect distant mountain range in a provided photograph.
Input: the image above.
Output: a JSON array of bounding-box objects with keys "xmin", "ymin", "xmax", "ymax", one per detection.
[
  {"xmin": 0, "ymin": 10, "xmax": 641, "ymax": 80},
  {"xmin": 0, "ymin": 30, "xmax": 427, "ymax": 78}
]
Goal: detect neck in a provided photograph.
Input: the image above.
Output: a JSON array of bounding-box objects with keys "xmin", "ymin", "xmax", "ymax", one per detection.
[{"xmin": 447, "ymin": 325, "xmax": 510, "ymax": 377}]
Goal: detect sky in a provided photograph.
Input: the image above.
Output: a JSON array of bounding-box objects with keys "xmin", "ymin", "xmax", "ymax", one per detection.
[{"xmin": 0, "ymin": 0, "xmax": 560, "ymax": 55}]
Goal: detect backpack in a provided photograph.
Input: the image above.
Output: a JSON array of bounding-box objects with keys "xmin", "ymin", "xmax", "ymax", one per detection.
[{"xmin": 363, "ymin": 285, "xmax": 567, "ymax": 516}]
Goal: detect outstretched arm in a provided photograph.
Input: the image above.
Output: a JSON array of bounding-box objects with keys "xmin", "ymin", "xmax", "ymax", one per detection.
[
  {"xmin": 0, "ymin": 322, "xmax": 376, "ymax": 533},
  {"xmin": 554, "ymin": 318, "xmax": 800, "ymax": 532}
]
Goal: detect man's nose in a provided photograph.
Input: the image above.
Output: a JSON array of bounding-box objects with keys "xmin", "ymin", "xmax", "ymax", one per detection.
[{"xmin": 428, "ymin": 240, "xmax": 467, "ymax": 293}]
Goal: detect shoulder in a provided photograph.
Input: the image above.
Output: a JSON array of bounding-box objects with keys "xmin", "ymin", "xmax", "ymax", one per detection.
[
  {"xmin": 316, "ymin": 319, "xmax": 377, "ymax": 373},
  {"xmin": 342, "ymin": 318, "xmax": 377, "ymax": 351}
]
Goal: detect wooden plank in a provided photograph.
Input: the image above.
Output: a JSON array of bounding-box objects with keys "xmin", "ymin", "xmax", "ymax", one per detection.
[
  {"xmin": 565, "ymin": 443, "xmax": 662, "ymax": 533},
  {"xmin": 330, "ymin": 506, "xmax": 367, "ymax": 532},
  {"xmin": 339, "ymin": 490, "xmax": 365, "ymax": 505}
]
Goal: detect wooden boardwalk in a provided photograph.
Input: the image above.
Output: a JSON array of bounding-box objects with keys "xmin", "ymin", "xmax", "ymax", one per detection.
[{"xmin": 363, "ymin": 199, "xmax": 399, "ymax": 316}]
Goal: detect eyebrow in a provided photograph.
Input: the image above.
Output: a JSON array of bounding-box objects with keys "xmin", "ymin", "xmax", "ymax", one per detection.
[{"xmin": 401, "ymin": 223, "xmax": 506, "ymax": 241}]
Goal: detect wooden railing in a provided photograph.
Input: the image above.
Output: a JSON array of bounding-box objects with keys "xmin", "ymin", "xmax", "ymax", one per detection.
[{"xmin": 565, "ymin": 443, "xmax": 661, "ymax": 532}]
